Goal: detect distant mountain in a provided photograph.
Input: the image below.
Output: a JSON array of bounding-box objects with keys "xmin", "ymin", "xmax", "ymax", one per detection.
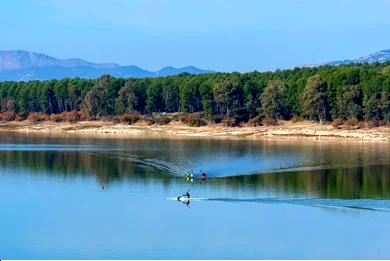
[
  {"xmin": 156, "ymin": 66, "xmax": 210, "ymax": 76},
  {"xmin": 327, "ymin": 49, "xmax": 390, "ymax": 66},
  {"xmin": 0, "ymin": 50, "xmax": 213, "ymax": 81}
]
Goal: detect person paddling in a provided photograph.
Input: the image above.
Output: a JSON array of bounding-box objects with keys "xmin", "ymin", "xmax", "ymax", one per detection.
[
  {"xmin": 177, "ymin": 191, "xmax": 191, "ymax": 206},
  {"xmin": 177, "ymin": 190, "xmax": 190, "ymax": 201},
  {"xmin": 200, "ymin": 170, "xmax": 207, "ymax": 181},
  {"xmin": 185, "ymin": 171, "xmax": 195, "ymax": 182},
  {"xmin": 185, "ymin": 171, "xmax": 191, "ymax": 180}
]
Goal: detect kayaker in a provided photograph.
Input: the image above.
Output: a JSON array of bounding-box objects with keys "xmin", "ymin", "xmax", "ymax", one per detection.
[
  {"xmin": 200, "ymin": 170, "xmax": 207, "ymax": 181},
  {"xmin": 186, "ymin": 171, "xmax": 194, "ymax": 181},
  {"xmin": 185, "ymin": 171, "xmax": 192, "ymax": 181},
  {"xmin": 185, "ymin": 171, "xmax": 195, "ymax": 183},
  {"xmin": 177, "ymin": 191, "xmax": 190, "ymax": 201}
]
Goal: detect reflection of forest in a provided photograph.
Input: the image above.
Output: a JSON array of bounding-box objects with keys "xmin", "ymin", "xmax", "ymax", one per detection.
[
  {"xmin": 0, "ymin": 149, "xmax": 389, "ymax": 199},
  {"xmin": 219, "ymin": 166, "xmax": 390, "ymax": 199},
  {"xmin": 0, "ymin": 150, "xmax": 171, "ymax": 185}
]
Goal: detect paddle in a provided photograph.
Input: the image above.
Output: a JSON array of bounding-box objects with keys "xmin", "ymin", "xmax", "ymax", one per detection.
[{"xmin": 179, "ymin": 189, "xmax": 191, "ymax": 198}]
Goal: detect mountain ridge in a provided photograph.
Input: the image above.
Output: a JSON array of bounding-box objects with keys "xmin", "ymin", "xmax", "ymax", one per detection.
[
  {"xmin": 1, "ymin": 49, "xmax": 389, "ymax": 82},
  {"xmin": 327, "ymin": 49, "xmax": 390, "ymax": 65},
  {"xmin": 0, "ymin": 50, "xmax": 119, "ymax": 70},
  {"xmin": 0, "ymin": 50, "xmax": 213, "ymax": 81}
]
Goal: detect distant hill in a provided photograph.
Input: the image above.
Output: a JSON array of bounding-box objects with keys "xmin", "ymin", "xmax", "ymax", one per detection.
[
  {"xmin": 327, "ymin": 49, "xmax": 390, "ymax": 66},
  {"xmin": 2, "ymin": 49, "xmax": 389, "ymax": 81},
  {"xmin": 0, "ymin": 50, "xmax": 213, "ymax": 81}
]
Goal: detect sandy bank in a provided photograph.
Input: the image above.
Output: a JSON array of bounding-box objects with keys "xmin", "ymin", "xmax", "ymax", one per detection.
[{"xmin": 0, "ymin": 120, "xmax": 389, "ymax": 142}]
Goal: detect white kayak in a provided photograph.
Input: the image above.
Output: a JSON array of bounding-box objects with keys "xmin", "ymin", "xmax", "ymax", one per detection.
[
  {"xmin": 167, "ymin": 197, "xmax": 207, "ymax": 202},
  {"xmin": 177, "ymin": 196, "xmax": 190, "ymax": 203}
]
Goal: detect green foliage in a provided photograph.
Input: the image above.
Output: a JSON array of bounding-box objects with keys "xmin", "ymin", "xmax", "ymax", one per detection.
[
  {"xmin": 115, "ymin": 81, "xmax": 146, "ymax": 114},
  {"xmin": 300, "ymin": 75, "xmax": 330, "ymax": 122},
  {"xmin": 162, "ymin": 79, "xmax": 179, "ymax": 113},
  {"xmin": 180, "ymin": 113, "xmax": 207, "ymax": 127},
  {"xmin": 382, "ymin": 92, "xmax": 390, "ymax": 123},
  {"xmin": 0, "ymin": 62, "xmax": 388, "ymax": 124},
  {"xmin": 83, "ymin": 75, "xmax": 120, "ymax": 117},
  {"xmin": 180, "ymin": 78, "xmax": 201, "ymax": 113},
  {"xmin": 260, "ymin": 80, "xmax": 290, "ymax": 120},
  {"xmin": 146, "ymin": 81, "xmax": 163, "ymax": 113},
  {"xmin": 154, "ymin": 115, "xmax": 171, "ymax": 125},
  {"xmin": 336, "ymin": 85, "xmax": 363, "ymax": 120},
  {"xmin": 199, "ymin": 81, "xmax": 213, "ymax": 116},
  {"xmin": 364, "ymin": 93, "xmax": 382, "ymax": 121}
]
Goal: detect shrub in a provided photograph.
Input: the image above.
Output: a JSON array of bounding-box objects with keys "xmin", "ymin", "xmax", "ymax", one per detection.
[
  {"xmin": 182, "ymin": 113, "xmax": 207, "ymax": 127},
  {"xmin": 28, "ymin": 112, "xmax": 48, "ymax": 123},
  {"xmin": 142, "ymin": 115, "xmax": 155, "ymax": 125},
  {"xmin": 61, "ymin": 111, "xmax": 80, "ymax": 123},
  {"xmin": 363, "ymin": 120, "xmax": 379, "ymax": 129},
  {"xmin": 170, "ymin": 113, "xmax": 182, "ymax": 122},
  {"xmin": 291, "ymin": 116, "xmax": 303, "ymax": 124},
  {"xmin": 48, "ymin": 111, "xmax": 93, "ymax": 123},
  {"xmin": 179, "ymin": 113, "xmax": 195, "ymax": 124},
  {"xmin": 15, "ymin": 114, "xmax": 27, "ymax": 121},
  {"xmin": 191, "ymin": 118, "xmax": 206, "ymax": 127},
  {"xmin": 180, "ymin": 113, "xmax": 206, "ymax": 127},
  {"xmin": 50, "ymin": 114, "xmax": 63, "ymax": 122},
  {"xmin": 78, "ymin": 111, "xmax": 93, "ymax": 121},
  {"xmin": 179, "ymin": 113, "xmax": 190, "ymax": 124},
  {"xmin": 221, "ymin": 117, "xmax": 238, "ymax": 127},
  {"xmin": 112, "ymin": 116, "xmax": 121, "ymax": 123},
  {"xmin": 120, "ymin": 113, "xmax": 141, "ymax": 124},
  {"xmin": 0, "ymin": 111, "xmax": 16, "ymax": 121},
  {"xmin": 331, "ymin": 118, "xmax": 343, "ymax": 128},
  {"xmin": 155, "ymin": 115, "xmax": 171, "ymax": 125},
  {"xmin": 99, "ymin": 115, "xmax": 113, "ymax": 122},
  {"xmin": 248, "ymin": 116, "xmax": 262, "ymax": 127},
  {"xmin": 211, "ymin": 115, "xmax": 224, "ymax": 124},
  {"xmin": 189, "ymin": 117, "xmax": 206, "ymax": 127},
  {"xmin": 345, "ymin": 118, "xmax": 359, "ymax": 127},
  {"xmin": 261, "ymin": 117, "xmax": 278, "ymax": 126}
]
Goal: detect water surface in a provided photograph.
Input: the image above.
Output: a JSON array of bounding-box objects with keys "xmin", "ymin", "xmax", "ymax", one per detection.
[{"xmin": 1, "ymin": 133, "xmax": 390, "ymax": 259}]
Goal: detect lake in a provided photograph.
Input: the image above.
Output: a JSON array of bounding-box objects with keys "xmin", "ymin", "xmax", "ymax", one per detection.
[{"xmin": 1, "ymin": 133, "xmax": 390, "ymax": 259}]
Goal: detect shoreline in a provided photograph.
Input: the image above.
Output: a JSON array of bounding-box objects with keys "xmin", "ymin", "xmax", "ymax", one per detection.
[{"xmin": 0, "ymin": 120, "xmax": 389, "ymax": 142}]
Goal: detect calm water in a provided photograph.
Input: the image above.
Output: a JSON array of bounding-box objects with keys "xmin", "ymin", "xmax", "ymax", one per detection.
[{"xmin": 1, "ymin": 133, "xmax": 390, "ymax": 259}]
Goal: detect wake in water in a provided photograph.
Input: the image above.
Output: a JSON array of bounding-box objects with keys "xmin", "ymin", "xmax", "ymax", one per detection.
[
  {"xmin": 167, "ymin": 197, "xmax": 390, "ymax": 211},
  {"xmin": 97, "ymin": 152, "xmax": 182, "ymax": 173},
  {"xmin": 98, "ymin": 151, "xmax": 390, "ymax": 179},
  {"xmin": 94, "ymin": 147, "xmax": 330, "ymax": 178},
  {"xmin": 1, "ymin": 139, "xmax": 389, "ymax": 179}
]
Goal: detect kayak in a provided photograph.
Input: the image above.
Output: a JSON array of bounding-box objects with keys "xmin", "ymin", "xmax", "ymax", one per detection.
[
  {"xmin": 167, "ymin": 197, "xmax": 206, "ymax": 201},
  {"xmin": 177, "ymin": 195, "xmax": 190, "ymax": 203}
]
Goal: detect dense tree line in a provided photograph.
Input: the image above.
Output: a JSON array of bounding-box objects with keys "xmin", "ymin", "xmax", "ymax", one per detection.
[{"xmin": 0, "ymin": 62, "xmax": 389, "ymax": 124}]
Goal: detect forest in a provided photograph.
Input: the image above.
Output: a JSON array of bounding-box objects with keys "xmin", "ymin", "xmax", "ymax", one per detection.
[{"xmin": 0, "ymin": 62, "xmax": 389, "ymax": 127}]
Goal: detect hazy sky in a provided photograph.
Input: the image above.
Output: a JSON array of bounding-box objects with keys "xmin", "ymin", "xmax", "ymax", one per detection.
[{"xmin": 1, "ymin": 0, "xmax": 389, "ymax": 72}]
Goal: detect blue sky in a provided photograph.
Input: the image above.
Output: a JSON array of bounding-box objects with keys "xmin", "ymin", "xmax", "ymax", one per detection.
[{"xmin": 1, "ymin": 0, "xmax": 389, "ymax": 72}]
